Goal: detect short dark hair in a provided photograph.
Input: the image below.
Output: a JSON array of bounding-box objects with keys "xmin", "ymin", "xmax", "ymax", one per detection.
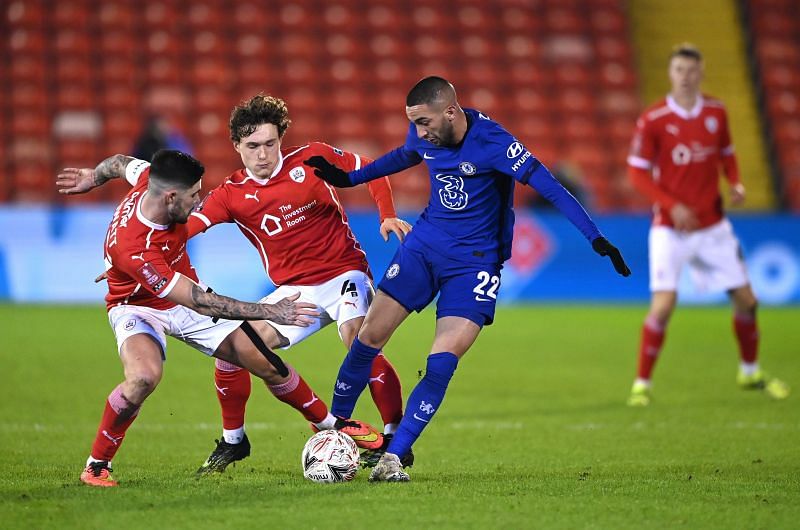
[
  {"xmin": 670, "ymin": 43, "xmax": 702, "ymax": 62},
  {"xmin": 406, "ymin": 76, "xmax": 454, "ymax": 107},
  {"xmin": 229, "ymin": 94, "xmax": 291, "ymax": 143},
  {"xmin": 149, "ymin": 149, "xmax": 204, "ymax": 188}
]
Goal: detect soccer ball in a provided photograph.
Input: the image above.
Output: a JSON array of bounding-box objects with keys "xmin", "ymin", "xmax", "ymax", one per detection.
[{"xmin": 301, "ymin": 430, "xmax": 360, "ymax": 483}]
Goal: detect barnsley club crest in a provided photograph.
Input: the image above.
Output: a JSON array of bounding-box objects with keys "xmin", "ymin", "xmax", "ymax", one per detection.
[{"xmin": 290, "ymin": 167, "xmax": 306, "ymax": 183}]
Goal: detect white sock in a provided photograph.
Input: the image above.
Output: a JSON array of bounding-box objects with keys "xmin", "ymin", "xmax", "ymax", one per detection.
[
  {"xmin": 740, "ymin": 362, "xmax": 759, "ymax": 376},
  {"xmin": 86, "ymin": 456, "xmax": 110, "ymax": 466},
  {"xmin": 314, "ymin": 413, "xmax": 337, "ymax": 430},
  {"xmin": 384, "ymin": 423, "xmax": 398, "ymax": 435},
  {"xmin": 223, "ymin": 427, "xmax": 245, "ymax": 444}
]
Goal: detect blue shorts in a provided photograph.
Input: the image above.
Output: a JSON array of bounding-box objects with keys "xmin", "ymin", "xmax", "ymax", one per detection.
[{"xmin": 378, "ymin": 243, "xmax": 502, "ymax": 327}]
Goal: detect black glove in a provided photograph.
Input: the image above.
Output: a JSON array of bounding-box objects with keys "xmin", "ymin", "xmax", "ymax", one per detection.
[
  {"xmin": 304, "ymin": 156, "xmax": 354, "ymax": 188},
  {"xmin": 592, "ymin": 237, "xmax": 631, "ymax": 277}
]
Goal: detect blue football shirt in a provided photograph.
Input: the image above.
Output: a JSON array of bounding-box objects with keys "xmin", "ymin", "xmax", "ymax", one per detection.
[{"xmin": 350, "ymin": 107, "xmax": 601, "ymax": 264}]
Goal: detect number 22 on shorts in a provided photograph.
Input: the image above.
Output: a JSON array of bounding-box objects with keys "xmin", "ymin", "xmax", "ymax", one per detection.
[{"xmin": 473, "ymin": 271, "xmax": 499, "ymax": 302}]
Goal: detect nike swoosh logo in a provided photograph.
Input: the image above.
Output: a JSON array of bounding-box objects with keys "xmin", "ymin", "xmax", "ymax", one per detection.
[
  {"xmin": 475, "ymin": 296, "xmax": 490, "ymax": 302},
  {"xmin": 413, "ymin": 414, "xmax": 430, "ymax": 423},
  {"xmin": 423, "ymin": 153, "xmax": 435, "ymax": 159},
  {"xmin": 333, "ymin": 391, "xmax": 350, "ymax": 397}
]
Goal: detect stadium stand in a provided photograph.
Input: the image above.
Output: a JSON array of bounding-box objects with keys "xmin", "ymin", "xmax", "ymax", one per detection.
[
  {"xmin": 1, "ymin": 0, "xmax": 651, "ymax": 210},
  {"xmin": 744, "ymin": 0, "xmax": 800, "ymax": 210},
  {"xmin": 629, "ymin": 0, "xmax": 777, "ymax": 210}
]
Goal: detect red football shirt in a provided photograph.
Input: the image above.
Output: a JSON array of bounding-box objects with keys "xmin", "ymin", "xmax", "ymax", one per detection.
[
  {"xmin": 104, "ymin": 165, "xmax": 198, "ymax": 311},
  {"xmin": 628, "ymin": 94, "xmax": 740, "ymax": 228},
  {"xmin": 188, "ymin": 142, "xmax": 390, "ymax": 286}
]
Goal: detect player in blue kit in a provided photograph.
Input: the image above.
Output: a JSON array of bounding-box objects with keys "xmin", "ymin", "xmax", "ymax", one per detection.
[{"xmin": 305, "ymin": 76, "xmax": 631, "ymax": 482}]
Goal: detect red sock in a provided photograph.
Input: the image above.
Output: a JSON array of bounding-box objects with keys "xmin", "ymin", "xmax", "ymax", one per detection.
[
  {"xmin": 214, "ymin": 359, "xmax": 251, "ymax": 430},
  {"xmin": 733, "ymin": 313, "xmax": 759, "ymax": 364},
  {"xmin": 637, "ymin": 316, "xmax": 666, "ymax": 380},
  {"xmin": 368, "ymin": 353, "xmax": 403, "ymax": 427},
  {"xmin": 267, "ymin": 364, "xmax": 329, "ymax": 423},
  {"xmin": 89, "ymin": 384, "xmax": 141, "ymax": 462}
]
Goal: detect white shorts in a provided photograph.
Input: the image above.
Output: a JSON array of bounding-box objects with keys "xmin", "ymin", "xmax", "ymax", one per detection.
[
  {"xmin": 108, "ymin": 304, "xmax": 243, "ymax": 359},
  {"xmin": 649, "ymin": 218, "xmax": 749, "ymax": 293},
  {"xmin": 259, "ymin": 270, "xmax": 374, "ymax": 348}
]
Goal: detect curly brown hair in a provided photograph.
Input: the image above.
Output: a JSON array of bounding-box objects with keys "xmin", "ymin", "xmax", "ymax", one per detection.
[{"xmin": 229, "ymin": 94, "xmax": 292, "ymax": 143}]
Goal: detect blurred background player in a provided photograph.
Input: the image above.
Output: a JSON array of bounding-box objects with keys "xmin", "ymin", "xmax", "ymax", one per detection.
[
  {"xmin": 306, "ymin": 76, "xmax": 631, "ymax": 482},
  {"xmin": 625, "ymin": 44, "xmax": 790, "ymax": 406},
  {"xmin": 132, "ymin": 114, "xmax": 193, "ymax": 162},
  {"xmin": 58, "ymin": 150, "xmax": 380, "ymax": 487},
  {"xmin": 59, "ymin": 95, "xmax": 414, "ymax": 474}
]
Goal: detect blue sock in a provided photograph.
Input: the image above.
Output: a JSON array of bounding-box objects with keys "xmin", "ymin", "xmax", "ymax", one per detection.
[
  {"xmin": 388, "ymin": 352, "xmax": 458, "ymax": 459},
  {"xmin": 331, "ymin": 337, "xmax": 381, "ymax": 418}
]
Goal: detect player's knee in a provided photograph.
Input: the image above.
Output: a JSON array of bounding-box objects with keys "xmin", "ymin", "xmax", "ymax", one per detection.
[
  {"xmin": 123, "ymin": 373, "xmax": 160, "ymax": 401},
  {"xmin": 646, "ymin": 310, "xmax": 671, "ymax": 328},
  {"xmin": 735, "ymin": 297, "xmax": 758, "ymax": 316},
  {"xmin": 356, "ymin": 325, "xmax": 387, "ymax": 349}
]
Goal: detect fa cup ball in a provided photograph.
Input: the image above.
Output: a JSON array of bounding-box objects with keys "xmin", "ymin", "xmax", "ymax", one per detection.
[{"xmin": 301, "ymin": 430, "xmax": 359, "ymax": 483}]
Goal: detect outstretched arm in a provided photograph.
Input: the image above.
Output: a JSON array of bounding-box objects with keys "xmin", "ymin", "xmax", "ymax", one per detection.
[
  {"xmin": 525, "ymin": 163, "xmax": 631, "ymax": 277},
  {"xmin": 166, "ymin": 274, "xmax": 319, "ymax": 326},
  {"xmin": 56, "ymin": 154, "xmax": 136, "ymax": 195},
  {"xmin": 306, "ymin": 146, "xmax": 421, "ymax": 188}
]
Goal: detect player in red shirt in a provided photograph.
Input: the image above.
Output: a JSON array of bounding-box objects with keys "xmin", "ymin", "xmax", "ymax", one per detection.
[
  {"xmin": 626, "ymin": 44, "xmax": 789, "ymax": 405},
  {"xmin": 58, "ymin": 95, "xmax": 413, "ymax": 473},
  {"xmin": 58, "ymin": 150, "xmax": 381, "ymax": 487}
]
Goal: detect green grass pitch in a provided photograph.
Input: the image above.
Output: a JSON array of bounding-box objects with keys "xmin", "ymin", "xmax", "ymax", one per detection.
[{"xmin": 1, "ymin": 304, "xmax": 798, "ymax": 529}]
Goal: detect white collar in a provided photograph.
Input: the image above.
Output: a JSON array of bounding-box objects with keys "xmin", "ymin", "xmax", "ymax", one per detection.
[
  {"xmin": 135, "ymin": 190, "xmax": 170, "ymax": 230},
  {"xmin": 666, "ymin": 94, "xmax": 704, "ymax": 119},
  {"xmin": 244, "ymin": 152, "xmax": 284, "ymax": 183}
]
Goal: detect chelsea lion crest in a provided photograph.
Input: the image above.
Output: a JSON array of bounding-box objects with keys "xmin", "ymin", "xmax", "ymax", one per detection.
[{"xmin": 459, "ymin": 162, "xmax": 477, "ymax": 175}]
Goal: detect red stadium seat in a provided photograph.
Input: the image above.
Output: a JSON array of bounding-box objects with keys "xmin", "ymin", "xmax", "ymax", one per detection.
[
  {"xmin": 187, "ymin": 3, "xmax": 224, "ymax": 31},
  {"xmin": 54, "ymin": 30, "xmax": 91, "ymax": 56},
  {"xmin": 590, "ymin": 9, "xmax": 627, "ymax": 34},
  {"xmin": 231, "ymin": 2, "xmax": 273, "ymax": 30},
  {"xmin": 762, "ymin": 64, "xmax": 800, "ymax": 91},
  {"xmin": 100, "ymin": 32, "xmax": 138, "ymax": 58},
  {"xmin": 104, "ymin": 111, "xmax": 141, "ymax": 140},
  {"xmin": 595, "ymin": 36, "xmax": 633, "ymax": 62},
  {"xmin": 143, "ymin": 2, "xmax": 180, "ymax": 30},
  {"xmin": 10, "ymin": 83, "xmax": 47, "ymax": 109},
  {"xmin": 557, "ymin": 88, "xmax": 597, "ymax": 114},
  {"xmin": 56, "ymin": 86, "xmax": 95, "ymax": 110},
  {"xmin": 8, "ymin": 29, "xmax": 46, "ymax": 54},
  {"xmin": 11, "ymin": 110, "xmax": 50, "ymax": 136},
  {"xmin": 56, "ymin": 140, "xmax": 100, "ymax": 167},
  {"xmin": 55, "ymin": 57, "xmax": 93, "ymax": 83},
  {"xmin": 53, "ymin": 2, "xmax": 91, "ymax": 28},
  {"xmin": 11, "ymin": 162, "xmax": 54, "ymax": 202},
  {"xmin": 500, "ymin": 6, "xmax": 542, "ymax": 32},
  {"xmin": 6, "ymin": 1, "xmax": 44, "ymax": 28},
  {"xmin": 545, "ymin": 8, "xmax": 588, "ymax": 33},
  {"xmin": 9, "ymin": 54, "xmax": 46, "ymax": 83},
  {"xmin": 97, "ymin": 3, "xmax": 135, "ymax": 28}
]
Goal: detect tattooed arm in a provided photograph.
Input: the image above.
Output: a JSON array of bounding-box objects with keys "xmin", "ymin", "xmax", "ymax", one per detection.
[
  {"xmin": 166, "ymin": 274, "xmax": 318, "ymax": 326},
  {"xmin": 56, "ymin": 154, "xmax": 137, "ymax": 195}
]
